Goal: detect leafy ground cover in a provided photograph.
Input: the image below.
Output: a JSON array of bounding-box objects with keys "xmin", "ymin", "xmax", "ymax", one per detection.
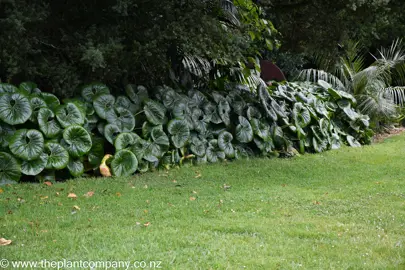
[{"xmin": 1, "ymin": 134, "xmax": 405, "ymax": 269}]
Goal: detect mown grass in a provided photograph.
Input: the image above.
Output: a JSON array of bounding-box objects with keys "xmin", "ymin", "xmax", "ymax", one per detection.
[{"xmin": 1, "ymin": 134, "xmax": 405, "ymax": 269}]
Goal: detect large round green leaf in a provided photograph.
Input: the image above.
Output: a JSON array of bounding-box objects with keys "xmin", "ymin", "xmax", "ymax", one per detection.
[
  {"xmin": 111, "ymin": 149, "xmax": 138, "ymax": 177},
  {"xmin": 114, "ymin": 132, "xmax": 136, "ymax": 151},
  {"xmin": 63, "ymin": 125, "xmax": 92, "ymax": 157},
  {"xmin": 116, "ymin": 95, "xmax": 139, "ymax": 114},
  {"xmin": 0, "ymin": 92, "xmax": 32, "ymax": 125},
  {"xmin": 346, "ymin": 135, "xmax": 361, "ymax": 147},
  {"xmin": 338, "ymin": 100, "xmax": 359, "ymax": 121},
  {"xmin": 38, "ymin": 108, "xmax": 62, "ymax": 139},
  {"xmin": 206, "ymin": 140, "xmax": 225, "ymax": 163},
  {"xmin": 250, "ymin": 118, "xmax": 271, "ymax": 140},
  {"xmin": 162, "ymin": 89, "xmax": 181, "ymax": 109},
  {"xmin": 236, "ymin": 116, "xmax": 253, "ymax": 143},
  {"xmin": 151, "ymin": 127, "xmax": 169, "ymax": 146},
  {"xmin": 44, "ymin": 143, "xmax": 69, "ymax": 170},
  {"xmin": 93, "ymin": 94, "xmax": 116, "ymax": 119},
  {"xmin": 258, "ymin": 86, "xmax": 277, "ymax": 121},
  {"xmin": 104, "ymin": 124, "xmax": 121, "ymax": 145},
  {"xmin": 40, "ymin": 93, "xmax": 60, "ymax": 110},
  {"xmin": 218, "ymin": 100, "xmax": 231, "ymax": 126},
  {"xmin": 293, "ymin": 102, "xmax": 311, "ymax": 128},
  {"xmin": 67, "ymin": 157, "xmax": 84, "ymax": 177},
  {"xmin": 191, "ymin": 108, "xmax": 208, "ymax": 133},
  {"xmin": 81, "ymin": 83, "xmax": 110, "ymax": 102},
  {"xmin": 55, "ymin": 103, "xmax": 85, "ymax": 128},
  {"xmin": 190, "ymin": 139, "xmax": 206, "ymax": 157},
  {"xmin": 9, "ymin": 129, "xmax": 44, "ymax": 161},
  {"xmin": 247, "ymin": 106, "xmax": 262, "ymax": 120},
  {"xmin": 0, "ymin": 83, "xmax": 18, "ymax": 94},
  {"xmin": 125, "ymin": 84, "xmax": 149, "ymax": 105},
  {"xmin": 144, "ymin": 100, "xmax": 166, "ymax": 125},
  {"xmin": 106, "ymin": 107, "xmax": 135, "ymax": 132},
  {"xmin": 218, "ymin": 131, "xmax": 235, "ymax": 158},
  {"xmin": 168, "ymin": 119, "xmax": 190, "ymax": 148},
  {"xmin": 88, "ymin": 136, "xmax": 105, "ymax": 168},
  {"xmin": 29, "ymin": 96, "xmax": 47, "ymax": 122},
  {"xmin": 0, "ymin": 122, "xmax": 15, "ymax": 148},
  {"xmin": 0, "ymin": 152, "xmax": 21, "ymax": 183},
  {"xmin": 19, "ymin": 82, "xmax": 37, "ymax": 94},
  {"xmin": 21, "ymin": 153, "xmax": 48, "ymax": 176},
  {"xmin": 227, "ymin": 92, "xmax": 246, "ymax": 116}
]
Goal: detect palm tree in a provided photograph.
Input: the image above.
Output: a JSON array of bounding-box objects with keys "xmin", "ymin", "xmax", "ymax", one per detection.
[{"xmin": 298, "ymin": 39, "xmax": 405, "ymax": 127}]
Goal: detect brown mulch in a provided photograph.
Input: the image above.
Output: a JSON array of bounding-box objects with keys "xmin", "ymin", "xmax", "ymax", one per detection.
[{"xmin": 372, "ymin": 127, "xmax": 405, "ymax": 143}]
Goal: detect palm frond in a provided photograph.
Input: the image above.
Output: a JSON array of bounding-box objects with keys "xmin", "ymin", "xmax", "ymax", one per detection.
[
  {"xmin": 298, "ymin": 69, "xmax": 346, "ymax": 90},
  {"xmin": 219, "ymin": 0, "xmax": 240, "ymax": 27},
  {"xmin": 373, "ymin": 39, "xmax": 405, "ymax": 67},
  {"xmin": 358, "ymin": 92, "xmax": 398, "ymax": 119},
  {"xmin": 384, "ymin": 86, "xmax": 405, "ymax": 106},
  {"xmin": 182, "ymin": 54, "xmax": 212, "ymax": 78}
]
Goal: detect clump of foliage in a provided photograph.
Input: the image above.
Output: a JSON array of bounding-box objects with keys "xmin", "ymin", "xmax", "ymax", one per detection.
[{"xmin": 0, "ymin": 80, "xmax": 372, "ymax": 183}]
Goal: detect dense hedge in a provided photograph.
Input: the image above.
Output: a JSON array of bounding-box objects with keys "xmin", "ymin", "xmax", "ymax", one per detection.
[{"xmin": 0, "ymin": 81, "xmax": 372, "ymax": 183}]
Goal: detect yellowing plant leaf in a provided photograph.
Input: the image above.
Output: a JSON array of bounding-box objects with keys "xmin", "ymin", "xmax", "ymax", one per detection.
[
  {"xmin": 44, "ymin": 181, "xmax": 53, "ymax": 186},
  {"xmin": 0, "ymin": 238, "xmax": 12, "ymax": 246},
  {"xmin": 0, "ymin": 188, "xmax": 4, "ymax": 194},
  {"xmin": 67, "ymin": 193, "xmax": 77, "ymax": 199}
]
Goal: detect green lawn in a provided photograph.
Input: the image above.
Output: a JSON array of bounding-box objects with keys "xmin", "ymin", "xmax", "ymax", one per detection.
[{"xmin": 1, "ymin": 134, "xmax": 405, "ymax": 269}]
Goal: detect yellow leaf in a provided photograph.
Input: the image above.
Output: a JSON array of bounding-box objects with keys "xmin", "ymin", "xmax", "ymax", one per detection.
[
  {"xmin": 116, "ymin": 192, "xmax": 121, "ymax": 197},
  {"xmin": 40, "ymin": 196, "xmax": 48, "ymax": 200},
  {"xmin": 72, "ymin": 205, "xmax": 80, "ymax": 211},
  {"xmin": 67, "ymin": 193, "xmax": 77, "ymax": 199},
  {"xmin": 144, "ymin": 209, "xmax": 148, "ymax": 214},
  {"xmin": 143, "ymin": 222, "xmax": 151, "ymax": 227},
  {"xmin": 189, "ymin": 196, "xmax": 196, "ymax": 201},
  {"xmin": 44, "ymin": 181, "xmax": 53, "ymax": 186},
  {"xmin": 0, "ymin": 188, "xmax": 4, "ymax": 194},
  {"xmin": 0, "ymin": 238, "xmax": 12, "ymax": 246}
]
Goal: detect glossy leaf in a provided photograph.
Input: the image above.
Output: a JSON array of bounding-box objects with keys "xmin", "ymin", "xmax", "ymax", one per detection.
[
  {"xmin": 168, "ymin": 119, "xmax": 190, "ymax": 148},
  {"xmin": 0, "ymin": 92, "xmax": 32, "ymax": 125},
  {"xmin": 38, "ymin": 108, "xmax": 62, "ymax": 138},
  {"xmin": 106, "ymin": 107, "xmax": 135, "ymax": 132},
  {"xmin": 63, "ymin": 125, "xmax": 92, "ymax": 157},
  {"xmin": 67, "ymin": 157, "xmax": 84, "ymax": 177},
  {"xmin": 45, "ymin": 143, "xmax": 69, "ymax": 169},
  {"xmin": 111, "ymin": 149, "xmax": 138, "ymax": 177},
  {"xmin": 236, "ymin": 116, "xmax": 253, "ymax": 143},
  {"xmin": 0, "ymin": 122, "xmax": 15, "ymax": 148},
  {"xmin": 21, "ymin": 153, "xmax": 48, "ymax": 176},
  {"xmin": 56, "ymin": 103, "xmax": 85, "ymax": 128},
  {"xmin": 9, "ymin": 129, "xmax": 44, "ymax": 161},
  {"xmin": 93, "ymin": 94, "xmax": 116, "ymax": 119},
  {"xmin": 104, "ymin": 124, "xmax": 121, "ymax": 145},
  {"xmin": 0, "ymin": 152, "xmax": 21, "ymax": 183},
  {"xmin": 144, "ymin": 100, "xmax": 166, "ymax": 125},
  {"xmin": 218, "ymin": 131, "xmax": 235, "ymax": 158},
  {"xmin": 81, "ymin": 83, "xmax": 110, "ymax": 102}
]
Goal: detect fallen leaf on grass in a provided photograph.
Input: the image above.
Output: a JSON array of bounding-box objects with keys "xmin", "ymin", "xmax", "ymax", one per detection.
[
  {"xmin": 0, "ymin": 238, "xmax": 12, "ymax": 246},
  {"xmin": 0, "ymin": 188, "xmax": 4, "ymax": 194},
  {"xmin": 143, "ymin": 185, "xmax": 148, "ymax": 189},
  {"xmin": 84, "ymin": 191, "xmax": 94, "ymax": 197},
  {"xmin": 194, "ymin": 171, "xmax": 202, "ymax": 178},
  {"xmin": 144, "ymin": 209, "xmax": 148, "ymax": 214},
  {"xmin": 192, "ymin": 191, "xmax": 198, "ymax": 194},
  {"xmin": 189, "ymin": 196, "xmax": 196, "ymax": 201},
  {"xmin": 172, "ymin": 180, "xmax": 177, "ymax": 183},
  {"xmin": 40, "ymin": 196, "xmax": 48, "ymax": 200},
  {"xmin": 143, "ymin": 222, "xmax": 151, "ymax": 227},
  {"xmin": 44, "ymin": 181, "xmax": 53, "ymax": 186},
  {"xmin": 72, "ymin": 205, "xmax": 80, "ymax": 211},
  {"xmin": 67, "ymin": 193, "xmax": 77, "ymax": 199},
  {"xmin": 312, "ymin": 201, "xmax": 321, "ymax": 205},
  {"xmin": 116, "ymin": 192, "xmax": 121, "ymax": 197},
  {"xmin": 136, "ymin": 222, "xmax": 141, "ymax": 226}
]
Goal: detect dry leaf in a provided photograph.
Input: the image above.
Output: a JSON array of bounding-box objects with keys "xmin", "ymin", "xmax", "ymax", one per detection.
[
  {"xmin": 84, "ymin": 191, "xmax": 94, "ymax": 197},
  {"xmin": 44, "ymin": 181, "xmax": 53, "ymax": 186},
  {"xmin": 189, "ymin": 196, "xmax": 196, "ymax": 201},
  {"xmin": 40, "ymin": 196, "xmax": 48, "ymax": 200},
  {"xmin": 116, "ymin": 192, "xmax": 121, "ymax": 197},
  {"xmin": 67, "ymin": 193, "xmax": 77, "ymax": 199},
  {"xmin": 143, "ymin": 185, "xmax": 148, "ymax": 189},
  {"xmin": 0, "ymin": 238, "xmax": 12, "ymax": 246},
  {"xmin": 144, "ymin": 209, "xmax": 148, "ymax": 214},
  {"xmin": 0, "ymin": 188, "xmax": 4, "ymax": 194},
  {"xmin": 55, "ymin": 192, "xmax": 60, "ymax": 196},
  {"xmin": 172, "ymin": 180, "xmax": 177, "ymax": 183},
  {"xmin": 143, "ymin": 222, "xmax": 151, "ymax": 227},
  {"xmin": 136, "ymin": 222, "xmax": 141, "ymax": 226},
  {"xmin": 192, "ymin": 191, "xmax": 198, "ymax": 194},
  {"xmin": 72, "ymin": 205, "xmax": 80, "ymax": 211},
  {"xmin": 313, "ymin": 201, "xmax": 321, "ymax": 205},
  {"xmin": 194, "ymin": 171, "xmax": 202, "ymax": 178}
]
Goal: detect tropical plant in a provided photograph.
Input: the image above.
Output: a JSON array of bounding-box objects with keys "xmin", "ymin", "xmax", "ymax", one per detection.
[{"xmin": 298, "ymin": 40, "xmax": 405, "ymax": 127}]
